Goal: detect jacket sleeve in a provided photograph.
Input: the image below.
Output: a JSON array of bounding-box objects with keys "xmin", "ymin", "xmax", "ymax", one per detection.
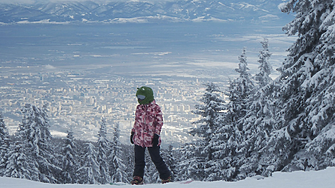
[
  {"xmin": 132, "ymin": 105, "xmax": 140, "ymax": 133},
  {"xmin": 155, "ymin": 104, "xmax": 163, "ymax": 135}
]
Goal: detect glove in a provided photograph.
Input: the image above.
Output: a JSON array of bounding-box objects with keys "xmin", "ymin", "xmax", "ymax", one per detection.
[
  {"xmin": 152, "ymin": 134, "xmax": 159, "ymax": 147},
  {"xmin": 130, "ymin": 132, "xmax": 134, "ymax": 144}
]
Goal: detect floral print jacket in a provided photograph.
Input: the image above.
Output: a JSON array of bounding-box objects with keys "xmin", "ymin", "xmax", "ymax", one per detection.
[{"xmin": 131, "ymin": 100, "xmax": 163, "ymax": 148}]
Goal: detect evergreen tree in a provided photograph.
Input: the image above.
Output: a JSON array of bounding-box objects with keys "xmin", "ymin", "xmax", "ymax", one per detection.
[
  {"xmin": 255, "ymin": 38, "xmax": 273, "ymax": 87},
  {"xmin": 61, "ymin": 131, "xmax": 79, "ymax": 184},
  {"xmin": 260, "ymin": 0, "xmax": 335, "ymax": 172},
  {"xmin": 207, "ymin": 49, "xmax": 255, "ymax": 181},
  {"xmin": 190, "ymin": 83, "xmax": 225, "ymax": 160},
  {"xmin": 175, "ymin": 142, "xmax": 205, "ymax": 181},
  {"xmin": 5, "ymin": 141, "xmax": 39, "ymax": 180},
  {"xmin": 0, "ymin": 112, "xmax": 10, "ymax": 176},
  {"xmin": 163, "ymin": 145, "xmax": 177, "ymax": 182},
  {"xmin": 207, "ymin": 114, "xmax": 241, "ymax": 181},
  {"xmin": 228, "ymin": 48, "xmax": 255, "ymax": 142},
  {"xmin": 109, "ymin": 123, "xmax": 127, "ymax": 183},
  {"xmin": 237, "ymin": 82, "xmax": 278, "ymax": 178},
  {"xmin": 189, "ymin": 83, "xmax": 225, "ymax": 181},
  {"xmin": 236, "ymin": 41, "xmax": 275, "ymax": 178},
  {"xmin": 77, "ymin": 143, "xmax": 100, "ymax": 184},
  {"xmin": 122, "ymin": 144, "xmax": 134, "ymax": 183},
  {"xmin": 97, "ymin": 118, "xmax": 111, "ymax": 184},
  {"xmin": 16, "ymin": 104, "xmax": 61, "ymax": 183},
  {"xmin": 230, "ymin": 48, "xmax": 255, "ymax": 129}
]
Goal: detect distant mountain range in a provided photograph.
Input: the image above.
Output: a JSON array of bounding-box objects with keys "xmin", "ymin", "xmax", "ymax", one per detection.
[{"xmin": 0, "ymin": 0, "xmax": 291, "ymax": 24}]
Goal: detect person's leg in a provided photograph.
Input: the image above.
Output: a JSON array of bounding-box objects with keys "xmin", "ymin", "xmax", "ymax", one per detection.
[
  {"xmin": 133, "ymin": 145, "xmax": 146, "ymax": 178},
  {"xmin": 148, "ymin": 146, "xmax": 171, "ymax": 180}
]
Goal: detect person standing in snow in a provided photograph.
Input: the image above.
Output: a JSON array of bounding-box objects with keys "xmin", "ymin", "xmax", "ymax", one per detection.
[{"xmin": 130, "ymin": 86, "xmax": 171, "ymax": 185}]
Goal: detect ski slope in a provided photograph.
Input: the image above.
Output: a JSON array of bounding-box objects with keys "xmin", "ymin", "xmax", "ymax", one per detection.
[{"xmin": 1, "ymin": 167, "xmax": 335, "ymax": 188}]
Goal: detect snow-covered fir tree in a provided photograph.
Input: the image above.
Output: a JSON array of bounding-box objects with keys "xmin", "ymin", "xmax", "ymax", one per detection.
[
  {"xmin": 109, "ymin": 123, "xmax": 127, "ymax": 183},
  {"xmin": 122, "ymin": 144, "xmax": 134, "ymax": 183},
  {"xmin": 230, "ymin": 48, "xmax": 255, "ymax": 128},
  {"xmin": 234, "ymin": 41, "xmax": 275, "ymax": 178},
  {"xmin": 97, "ymin": 118, "xmax": 111, "ymax": 184},
  {"xmin": 0, "ymin": 112, "xmax": 10, "ymax": 176},
  {"xmin": 77, "ymin": 143, "xmax": 100, "ymax": 184},
  {"xmin": 175, "ymin": 142, "xmax": 205, "ymax": 181},
  {"xmin": 61, "ymin": 130, "xmax": 79, "ymax": 184},
  {"xmin": 16, "ymin": 104, "xmax": 61, "ymax": 183},
  {"xmin": 5, "ymin": 141, "xmax": 39, "ymax": 180},
  {"xmin": 163, "ymin": 145, "xmax": 177, "ymax": 182},
  {"xmin": 207, "ymin": 49, "xmax": 255, "ymax": 181},
  {"xmin": 254, "ymin": 38, "xmax": 272, "ymax": 87},
  {"xmin": 190, "ymin": 83, "xmax": 225, "ymax": 160},
  {"xmin": 189, "ymin": 83, "xmax": 226, "ymax": 181},
  {"xmin": 260, "ymin": 0, "xmax": 335, "ymax": 172},
  {"xmin": 237, "ymin": 81, "xmax": 278, "ymax": 178}
]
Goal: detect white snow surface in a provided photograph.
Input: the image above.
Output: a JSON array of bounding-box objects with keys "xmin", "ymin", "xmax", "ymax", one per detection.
[{"xmin": 1, "ymin": 167, "xmax": 335, "ymax": 188}]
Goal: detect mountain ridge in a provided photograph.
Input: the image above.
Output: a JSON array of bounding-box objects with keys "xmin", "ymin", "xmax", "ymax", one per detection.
[{"xmin": 0, "ymin": 0, "xmax": 290, "ymax": 24}]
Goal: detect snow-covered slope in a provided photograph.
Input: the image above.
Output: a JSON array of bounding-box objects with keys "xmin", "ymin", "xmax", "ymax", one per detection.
[
  {"xmin": 1, "ymin": 167, "xmax": 335, "ymax": 188},
  {"xmin": 0, "ymin": 0, "xmax": 289, "ymax": 24}
]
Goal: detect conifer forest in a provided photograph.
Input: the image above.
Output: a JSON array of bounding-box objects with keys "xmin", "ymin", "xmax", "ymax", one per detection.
[{"xmin": 1, "ymin": 0, "xmax": 335, "ymax": 184}]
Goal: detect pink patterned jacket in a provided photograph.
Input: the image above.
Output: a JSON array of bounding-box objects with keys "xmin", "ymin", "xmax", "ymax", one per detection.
[{"xmin": 131, "ymin": 100, "xmax": 163, "ymax": 147}]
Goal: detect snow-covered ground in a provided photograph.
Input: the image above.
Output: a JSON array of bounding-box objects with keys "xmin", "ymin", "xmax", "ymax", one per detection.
[{"xmin": 1, "ymin": 167, "xmax": 335, "ymax": 188}]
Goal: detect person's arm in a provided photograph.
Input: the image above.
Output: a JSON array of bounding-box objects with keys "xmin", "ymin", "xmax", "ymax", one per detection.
[
  {"xmin": 154, "ymin": 104, "xmax": 163, "ymax": 135},
  {"xmin": 131, "ymin": 105, "xmax": 140, "ymax": 144},
  {"xmin": 132, "ymin": 105, "xmax": 140, "ymax": 133}
]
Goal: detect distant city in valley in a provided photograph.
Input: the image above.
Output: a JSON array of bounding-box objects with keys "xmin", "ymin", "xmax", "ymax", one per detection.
[{"xmin": 0, "ymin": 64, "xmax": 229, "ymax": 147}]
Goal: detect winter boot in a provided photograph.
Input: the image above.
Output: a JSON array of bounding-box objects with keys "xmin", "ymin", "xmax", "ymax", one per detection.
[
  {"xmin": 161, "ymin": 176, "xmax": 172, "ymax": 184},
  {"xmin": 131, "ymin": 176, "xmax": 144, "ymax": 185}
]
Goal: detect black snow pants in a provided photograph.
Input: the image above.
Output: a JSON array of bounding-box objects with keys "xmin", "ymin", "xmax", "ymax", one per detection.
[{"xmin": 133, "ymin": 144, "xmax": 171, "ymax": 180}]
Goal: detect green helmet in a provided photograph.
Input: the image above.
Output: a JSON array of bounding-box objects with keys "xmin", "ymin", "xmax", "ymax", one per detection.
[{"xmin": 136, "ymin": 86, "xmax": 154, "ymax": 105}]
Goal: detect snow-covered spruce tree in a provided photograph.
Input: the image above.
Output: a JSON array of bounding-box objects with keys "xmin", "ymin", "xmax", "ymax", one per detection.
[
  {"xmin": 235, "ymin": 41, "xmax": 275, "ymax": 178},
  {"xmin": 189, "ymin": 82, "xmax": 226, "ymax": 181},
  {"xmin": 254, "ymin": 38, "xmax": 273, "ymax": 87},
  {"xmin": 206, "ymin": 81, "xmax": 241, "ymax": 181},
  {"xmin": 16, "ymin": 104, "xmax": 61, "ymax": 183},
  {"xmin": 163, "ymin": 145, "xmax": 177, "ymax": 182},
  {"xmin": 61, "ymin": 131, "xmax": 79, "ymax": 184},
  {"xmin": 175, "ymin": 142, "xmax": 205, "ymax": 181},
  {"xmin": 122, "ymin": 144, "xmax": 134, "ymax": 182},
  {"xmin": 237, "ymin": 82, "xmax": 278, "ymax": 178},
  {"xmin": 190, "ymin": 83, "xmax": 225, "ymax": 160},
  {"xmin": 109, "ymin": 123, "xmax": 127, "ymax": 183},
  {"xmin": 260, "ymin": 0, "xmax": 335, "ymax": 172},
  {"xmin": 5, "ymin": 141, "xmax": 39, "ymax": 180},
  {"xmin": 77, "ymin": 143, "xmax": 100, "ymax": 184},
  {"xmin": 0, "ymin": 112, "xmax": 10, "ymax": 176},
  {"xmin": 97, "ymin": 118, "xmax": 111, "ymax": 184},
  {"xmin": 225, "ymin": 48, "xmax": 255, "ymax": 131},
  {"xmin": 208, "ymin": 49, "xmax": 255, "ymax": 181}
]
